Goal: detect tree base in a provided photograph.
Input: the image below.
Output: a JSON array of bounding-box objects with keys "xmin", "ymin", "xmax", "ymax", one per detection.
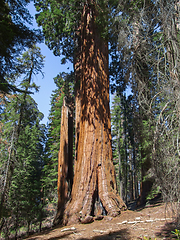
[{"xmin": 61, "ymin": 195, "xmax": 127, "ymax": 226}]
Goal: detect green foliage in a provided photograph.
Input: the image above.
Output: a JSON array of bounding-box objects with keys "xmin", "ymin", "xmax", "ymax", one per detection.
[
  {"xmin": 111, "ymin": 93, "xmax": 141, "ymax": 201},
  {"xmin": 0, "ymin": 45, "xmax": 46, "ymax": 238},
  {"xmin": 172, "ymin": 229, "xmax": 180, "ymax": 240},
  {"xmin": 0, "ymin": 0, "xmax": 42, "ymax": 93},
  {"xmin": 35, "ymin": 0, "xmax": 122, "ymax": 61},
  {"xmin": 0, "ymin": 93, "xmax": 47, "ymax": 237},
  {"xmin": 1, "ymin": 0, "xmax": 180, "ymax": 237},
  {"xmin": 144, "ymin": 237, "xmax": 156, "ymax": 240},
  {"xmin": 43, "ymin": 72, "xmax": 74, "ymax": 203},
  {"xmin": 146, "ymin": 186, "xmax": 160, "ymax": 201},
  {"xmin": 35, "ymin": 0, "xmax": 81, "ymax": 59},
  {"xmin": 114, "ymin": 0, "xmax": 180, "ymax": 207}
]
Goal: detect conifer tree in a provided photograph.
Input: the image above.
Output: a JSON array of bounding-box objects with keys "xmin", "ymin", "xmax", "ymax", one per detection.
[
  {"xmin": 0, "ymin": 0, "xmax": 42, "ymax": 93},
  {"xmin": 0, "ymin": 93, "xmax": 46, "ymax": 238},
  {"xmin": 111, "ymin": 93, "xmax": 140, "ymax": 203},
  {"xmin": 35, "ymin": 0, "xmax": 126, "ymax": 225},
  {"xmin": 111, "ymin": 94, "xmax": 125, "ymax": 200},
  {"xmin": 0, "ymin": 45, "xmax": 45, "ymax": 234},
  {"xmin": 116, "ymin": 0, "xmax": 180, "ymax": 209}
]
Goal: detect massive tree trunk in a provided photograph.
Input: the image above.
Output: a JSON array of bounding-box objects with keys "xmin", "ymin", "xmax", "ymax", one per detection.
[
  {"xmin": 54, "ymin": 97, "xmax": 73, "ymax": 224},
  {"xmin": 62, "ymin": 3, "xmax": 126, "ymax": 225},
  {"xmin": 74, "ymin": 27, "xmax": 82, "ymax": 168}
]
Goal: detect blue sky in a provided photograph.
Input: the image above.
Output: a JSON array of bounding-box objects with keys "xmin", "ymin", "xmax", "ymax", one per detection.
[{"xmin": 28, "ymin": 3, "xmax": 73, "ymax": 124}]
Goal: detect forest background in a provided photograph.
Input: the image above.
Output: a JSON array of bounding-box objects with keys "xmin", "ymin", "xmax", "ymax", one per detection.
[{"xmin": 0, "ymin": 0, "xmax": 180, "ymax": 239}]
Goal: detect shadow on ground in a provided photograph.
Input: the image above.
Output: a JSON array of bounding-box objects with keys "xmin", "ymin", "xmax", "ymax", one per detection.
[
  {"xmin": 78, "ymin": 228, "xmax": 130, "ymax": 240},
  {"xmin": 127, "ymin": 194, "xmax": 163, "ymax": 211},
  {"xmin": 29, "ymin": 228, "xmax": 131, "ymax": 240},
  {"xmin": 155, "ymin": 220, "xmax": 178, "ymax": 239},
  {"xmin": 26, "ymin": 224, "xmax": 63, "ymax": 240}
]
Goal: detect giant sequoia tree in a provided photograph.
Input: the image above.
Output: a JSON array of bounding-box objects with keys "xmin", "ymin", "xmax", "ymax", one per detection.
[{"xmin": 35, "ymin": 0, "xmax": 126, "ymax": 225}]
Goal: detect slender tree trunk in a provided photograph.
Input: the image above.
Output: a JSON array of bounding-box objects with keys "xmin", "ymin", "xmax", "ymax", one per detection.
[
  {"xmin": 133, "ymin": 143, "xmax": 138, "ymax": 199},
  {"xmin": 54, "ymin": 97, "xmax": 73, "ymax": 225},
  {"xmin": 0, "ymin": 124, "xmax": 16, "ymax": 220},
  {"xmin": 0, "ymin": 218, "xmax": 5, "ymax": 233},
  {"xmin": 138, "ymin": 144, "xmax": 153, "ymax": 206},
  {"xmin": 63, "ymin": 3, "xmax": 126, "ymax": 225},
  {"xmin": 129, "ymin": 151, "xmax": 134, "ymax": 201},
  {"xmin": 123, "ymin": 97, "xmax": 128, "ymax": 204},
  {"xmin": 0, "ymin": 55, "xmax": 35, "ymax": 222},
  {"xmin": 27, "ymin": 221, "xmax": 30, "ymax": 236},
  {"xmin": 118, "ymin": 129, "xmax": 123, "ymax": 198}
]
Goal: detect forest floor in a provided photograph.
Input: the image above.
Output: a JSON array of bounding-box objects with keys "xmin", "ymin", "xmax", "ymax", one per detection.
[{"xmin": 25, "ymin": 200, "xmax": 179, "ymax": 240}]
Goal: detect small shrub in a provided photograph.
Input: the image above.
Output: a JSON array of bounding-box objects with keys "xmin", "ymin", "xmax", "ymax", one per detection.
[
  {"xmin": 171, "ymin": 229, "xmax": 180, "ymax": 240},
  {"xmin": 144, "ymin": 237, "xmax": 156, "ymax": 240}
]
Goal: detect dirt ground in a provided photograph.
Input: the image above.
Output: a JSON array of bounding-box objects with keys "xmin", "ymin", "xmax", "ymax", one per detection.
[{"xmin": 25, "ymin": 202, "xmax": 179, "ymax": 240}]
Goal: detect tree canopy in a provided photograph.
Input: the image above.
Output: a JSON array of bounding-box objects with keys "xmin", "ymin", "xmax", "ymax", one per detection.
[
  {"xmin": 35, "ymin": 0, "xmax": 119, "ymax": 60},
  {"xmin": 0, "ymin": 0, "xmax": 42, "ymax": 93}
]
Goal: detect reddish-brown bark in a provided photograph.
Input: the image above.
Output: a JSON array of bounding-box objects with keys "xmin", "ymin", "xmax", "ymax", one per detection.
[
  {"xmin": 62, "ymin": 3, "xmax": 126, "ymax": 225},
  {"xmin": 74, "ymin": 32, "xmax": 82, "ymax": 166},
  {"xmin": 54, "ymin": 97, "xmax": 73, "ymax": 225}
]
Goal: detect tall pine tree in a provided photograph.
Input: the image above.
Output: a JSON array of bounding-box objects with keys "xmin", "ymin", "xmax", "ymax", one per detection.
[{"xmin": 0, "ymin": 45, "xmax": 45, "ymax": 236}]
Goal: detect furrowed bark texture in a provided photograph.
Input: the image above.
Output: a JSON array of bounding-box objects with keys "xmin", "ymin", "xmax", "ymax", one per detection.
[
  {"xmin": 63, "ymin": 3, "xmax": 126, "ymax": 225},
  {"xmin": 54, "ymin": 97, "xmax": 73, "ymax": 225},
  {"xmin": 74, "ymin": 29, "xmax": 82, "ymax": 166}
]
